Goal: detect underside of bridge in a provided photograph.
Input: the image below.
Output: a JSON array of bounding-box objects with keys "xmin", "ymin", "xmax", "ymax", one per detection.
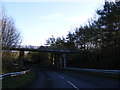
[{"xmin": 18, "ymin": 50, "xmax": 67, "ymax": 68}]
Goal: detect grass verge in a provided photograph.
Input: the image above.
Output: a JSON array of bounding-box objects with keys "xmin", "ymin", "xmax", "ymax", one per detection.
[{"xmin": 2, "ymin": 70, "xmax": 36, "ymax": 88}]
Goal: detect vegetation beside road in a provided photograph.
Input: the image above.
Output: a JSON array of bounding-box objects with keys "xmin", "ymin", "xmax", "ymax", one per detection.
[{"xmin": 2, "ymin": 70, "xmax": 36, "ymax": 88}]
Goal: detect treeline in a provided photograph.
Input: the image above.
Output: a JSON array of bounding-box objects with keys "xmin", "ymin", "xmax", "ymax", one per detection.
[
  {"xmin": 45, "ymin": 1, "xmax": 120, "ymax": 69},
  {"xmin": 2, "ymin": 8, "xmax": 22, "ymax": 73}
]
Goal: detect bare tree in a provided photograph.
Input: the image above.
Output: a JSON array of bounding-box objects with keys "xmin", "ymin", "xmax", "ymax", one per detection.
[{"xmin": 1, "ymin": 8, "xmax": 21, "ymax": 49}]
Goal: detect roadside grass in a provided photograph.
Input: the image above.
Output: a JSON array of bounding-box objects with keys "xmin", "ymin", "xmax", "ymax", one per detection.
[
  {"xmin": 2, "ymin": 70, "xmax": 36, "ymax": 88},
  {"xmin": 60, "ymin": 68, "xmax": 120, "ymax": 82}
]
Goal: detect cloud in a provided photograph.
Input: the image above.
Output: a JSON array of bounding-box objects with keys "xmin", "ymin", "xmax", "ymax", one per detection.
[
  {"xmin": 37, "ymin": 13, "xmax": 93, "ymax": 22},
  {"xmin": 65, "ymin": 15, "xmax": 92, "ymax": 22},
  {"xmin": 37, "ymin": 13, "xmax": 64, "ymax": 20}
]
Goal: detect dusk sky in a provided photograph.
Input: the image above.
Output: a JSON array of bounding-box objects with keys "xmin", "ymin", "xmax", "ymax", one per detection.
[{"xmin": 2, "ymin": 0, "xmax": 108, "ymax": 46}]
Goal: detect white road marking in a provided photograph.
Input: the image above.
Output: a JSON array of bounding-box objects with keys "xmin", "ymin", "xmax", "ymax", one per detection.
[
  {"xmin": 67, "ymin": 81, "xmax": 80, "ymax": 90},
  {"xmin": 58, "ymin": 75, "xmax": 64, "ymax": 79}
]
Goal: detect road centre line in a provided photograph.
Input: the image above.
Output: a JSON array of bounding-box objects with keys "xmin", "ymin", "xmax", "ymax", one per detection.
[{"xmin": 67, "ymin": 81, "xmax": 80, "ymax": 90}]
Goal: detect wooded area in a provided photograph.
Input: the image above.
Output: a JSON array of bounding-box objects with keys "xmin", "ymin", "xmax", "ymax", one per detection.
[{"xmin": 44, "ymin": 1, "xmax": 120, "ymax": 69}]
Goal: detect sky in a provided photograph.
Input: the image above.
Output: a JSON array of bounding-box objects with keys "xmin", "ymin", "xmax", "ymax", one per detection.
[{"xmin": 1, "ymin": 0, "xmax": 109, "ymax": 46}]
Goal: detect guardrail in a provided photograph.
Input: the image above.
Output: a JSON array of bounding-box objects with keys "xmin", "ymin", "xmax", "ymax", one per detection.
[
  {"xmin": 0, "ymin": 69, "xmax": 31, "ymax": 80},
  {"xmin": 65, "ymin": 67, "xmax": 120, "ymax": 74}
]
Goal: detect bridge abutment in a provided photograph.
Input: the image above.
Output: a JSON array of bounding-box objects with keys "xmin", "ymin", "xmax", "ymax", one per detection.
[
  {"xmin": 63, "ymin": 53, "xmax": 67, "ymax": 68},
  {"xmin": 18, "ymin": 50, "xmax": 24, "ymax": 67},
  {"xmin": 60, "ymin": 57, "xmax": 62, "ymax": 68}
]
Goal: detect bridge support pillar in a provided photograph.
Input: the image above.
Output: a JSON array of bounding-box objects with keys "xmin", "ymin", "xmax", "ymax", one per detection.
[
  {"xmin": 60, "ymin": 57, "xmax": 62, "ymax": 68},
  {"xmin": 63, "ymin": 53, "xmax": 67, "ymax": 68},
  {"xmin": 18, "ymin": 50, "xmax": 24, "ymax": 66},
  {"xmin": 52, "ymin": 54, "xmax": 55, "ymax": 65}
]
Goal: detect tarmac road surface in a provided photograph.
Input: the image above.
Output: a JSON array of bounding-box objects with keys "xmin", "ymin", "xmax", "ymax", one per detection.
[{"xmin": 25, "ymin": 67, "xmax": 120, "ymax": 89}]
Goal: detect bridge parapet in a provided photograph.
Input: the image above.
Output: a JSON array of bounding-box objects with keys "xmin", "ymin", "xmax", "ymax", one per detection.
[
  {"xmin": 8, "ymin": 45, "xmax": 82, "ymax": 53},
  {"xmin": 13, "ymin": 45, "xmax": 40, "ymax": 49}
]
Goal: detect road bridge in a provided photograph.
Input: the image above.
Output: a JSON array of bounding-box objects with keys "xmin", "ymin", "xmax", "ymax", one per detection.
[{"xmin": 4, "ymin": 45, "xmax": 82, "ymax": 68}]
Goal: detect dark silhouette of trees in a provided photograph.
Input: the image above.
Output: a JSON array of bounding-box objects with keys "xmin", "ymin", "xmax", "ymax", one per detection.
[
  {"xmin": 2, "ymin": 9, "xmax": 21, "ymax": 49},
  {"xmin": 95, "ymin": 1, "xmax": 120, "ymax": 48},
  {"xmin": 45, "ymin": 1, "xmax": 120, "ymax": 69},
  {"xmin": 46, "ymin": 35, "xmax": 56, "ymax": 46}
]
